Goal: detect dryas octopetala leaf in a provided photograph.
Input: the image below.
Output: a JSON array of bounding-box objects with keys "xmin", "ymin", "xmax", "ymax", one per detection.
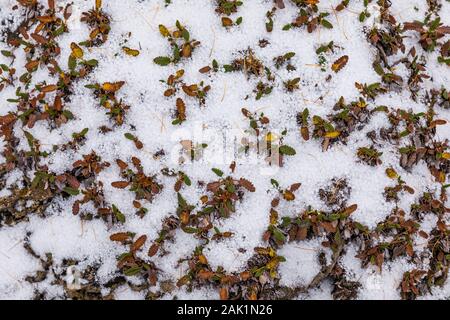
[
  {"xmin": 386, "ymin": 168, "xmax": 399, "ymax": 179},
  {"xmin": 102, "ymin": 81, "xmax": 125, "ymax": 92},
  {"xmin": 70, "ymin": 42, "xmax": 84, "ymax": 59},
  {"xmin": 239, "ymin": 178, "xmax": 256, "ymax": 192},
  {"xmin": 325, "ymin": 131, "xmax": 341, "ymax": 138},
  {"xmin": 122, "ymin": 46, "xmax": 140, "ymax": 57},
  {"xmin": 331, "ymin": 55, "xmax": 349, "ymax": 73}
]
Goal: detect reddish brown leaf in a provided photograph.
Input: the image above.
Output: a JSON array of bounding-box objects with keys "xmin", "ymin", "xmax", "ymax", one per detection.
[
  {"xmin": 111, "ymin": 181, "xmax": 130, "ymax": 189},
  {"xmin": 116, "ymin": 159, "xmax": 128, "ymax": 170},
  {"xmin": 131, "ymin": 235, "xmax": 147, "ymax": 252},
  {"xmin": 239, "ymin": 178, "xmax": 256, "ymax": 192},
  {"xmin": 342, "ymin": 204, "xmax": 358, "ymax": 216},
  {"xmin": 331, "ymin": 55, "xmax": 349, "ymax": 73},
  {"xmin": 110, "ymin": 232, "xmax": 130, "ymax": 242},
  {"xmin": 289, "ymin": 182, "xmax": 302, "ymax": 192},
  {"xmin": 199, "ymin": 66, "xmax": 211, "ymax": 73},
  {"xmin": 219, "ymin": 287, "xmax": 229, "ymax": 300},
  {"xmin": 31, "ymin": 33, "xmax": 48, "ymax": 44},
  {"xmin": 148, "ymin": 243, "xmax": 159, "ymax": 257},
  {"xmin": 40, "ymin": 84, "xmax": 58, "ymax": 93}
]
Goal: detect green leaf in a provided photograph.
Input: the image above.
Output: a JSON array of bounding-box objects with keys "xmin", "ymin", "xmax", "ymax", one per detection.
[
  {"xmin": 279, "ymin": 145, "xmax": 296, "ymax": 156},
  {"xmin": 124, "ymin": 266, "xmax": 142, "ymax": 276},
  {"xmin": 236, "ymin": 17, "xmax": 243, "ymax": 25},
  {"xmin": 153, "ymin": 56, "xmax": 171, "ymax": 66},
  {"xmin": 183, "ymin": 174, "xmax": 191, "ymax": 186},
  {"xmin": 212, "ymin": 59, "xmax": 219, "ymax": 71},
  {"xmin": 72, "ymin": 128, "xmax": 88, "ymax": 139},
  {"xmin": 271, "ymin": 227, "xmax": 286, "ymax": 243},
  {"xmin": 177, "ymin": 192, "xmax": 188, "ymax": 209},
  {"xmin": 429, "ymin": 17, "xmax": 440, "ymax": 31},
  {"xmin": 223, "ymin": 64, "xmax": 234, "ymax": 72},
  {"xmin": 202, "ymin": 206, "xmax": 215, "ymax": 214},
  {"xmin": 53, "ymin": 25, "xmax": 65, "ymax": 36},
  {"xmin": 1, "ymin": 50, "xmax": 13, "ymax": 57},
  {"xmin": 112, "ymin": 204, "xmax": 126, "ymax": 223},
  {"xmin": 68, "ymin": 56, "xmax": 77, "ymax": 70},
  {"xmin": 124, "ymin": 133, "xmax": 135, "ymax": 140},
  {"xmin": 84, "ymin": 84, "xmax": 100, "ymax": 90},
  {"xmin": 284, "ymin": 52, "xmax": 296, "ymax": 59},
  {"xmin": 270, "ymin": 179, "xmax": 279, "ymax": 188},
  {"xmin": 226, "ymin": 182, "xmax": 235, "ymax": 193},
  {"xmin": 183, "ymin": 226, "xmax": 199, "ymax": 234},
  {"xmin": 63, "ymin": 187, "xmax": 80, "ymax": 196},
  {"xmin": 62, "ymin": 110, "xmax": 74, "ymax": 120},
  {"xmin": 23, "ymin": 131, "xmax": 35, "ymax": 148},
  {"xmin": 211, "ymin": 168, "xmax": 223, "ymax": 177},
  {"xmin": 359, "ymin": 11, "xmax": 366, "ymax": 22},
  {"xmin": 334, "ymin": 229, "xmax": 343, "ymax": 246},
  {"xmin": 182, "ymin": 29, "xmax": 190, "ymax": 41},
  {"xmin": 83, "ymin": 59, "xmax": 99, "ymax": 67},
  {"xmin": 321, "ymin": 19, "xmax": 333, "ymax": 29}
]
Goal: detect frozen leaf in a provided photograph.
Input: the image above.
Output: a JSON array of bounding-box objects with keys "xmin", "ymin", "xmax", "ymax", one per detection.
[
  {"xmin": 212, "ymin": 168, "xmax": 223, "ymax": 177},
  {"xmin": 111, "ymin": 181, "xmax": 130, "ymax": 189},
  {"xmin": 41, "ymin": 85, "xmax": 58, "ymax": 93},
  {"xmin": 110, "ymin": 232, "xmax": 130, "ymax": 242},
  {"xmin": 279, "ymin": 145, "xmax": 296, "ymax": 156},
  {"xmin": 63, "ymin": 187, "xmax": 79, "ymax": 196},
  {"xmin": 154, "ymin": 56, "xmax": 171, "ymax": 66},
  {"xmin": 131, "ymin": 235, "xmax": 147, "ymax": 252},
  {"xmin": 70, "ymin": 42, "xmax": 84, "ymax": 58},
  {"xmin": 239, "ymin": 178, "xmax": 256, "ymax": 192},
  {"xmin": 331, "ymin": 55, "xmax": 349, "ymax": 73},
  {"xmin": 386, "ymin": 168, "xmax": 398, "ymax": 179},
  {"xmin": 102, "ymin": 81, "xmax": 125, "ymax": 92},
  {"xmin": 123, "ymin": 47, "xmax": 140, "ymax": 57},
  {"xmin": 159, "ymin": 24, "xmax": 170, "ymax": 37},
  {"xmin": 325, "ymin": 131, "xmax": 340, "ymax": 138}
]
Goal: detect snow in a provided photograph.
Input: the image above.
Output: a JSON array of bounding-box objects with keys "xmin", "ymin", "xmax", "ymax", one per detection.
[{"xmin": 0, "ymin": 0, "xmax": 449, "ymax": 300}]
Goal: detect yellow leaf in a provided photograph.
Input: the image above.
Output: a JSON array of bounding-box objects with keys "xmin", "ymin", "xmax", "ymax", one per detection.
[
  {"xmin": 331, "ymin": 55, "xmax": 349, "ymax": 73},
  {"xmin": 265, "ymin": 132, "xmax": 278, "ymax": 142},
  {"xmin": 442, "ymin": 153, "xmax": 450, "ymax": 160},
  {"xmin": 324, "ymin": 131, "xmax": 340, "ymax": 138},
  {"xmin": 70, "ymin": 42, "xmax": 83, "ymax": 59},
  {"xmin": 269, "ymin": 269, "xmax": 278, "ymax": 279},
  {"xmin": 266, "ymin": 258, "xmax": 280, "ymax": 270},
  {"xmin": 95, "ymin": 0, "xmax": 102, "ymax": 10},
  {"xmin": 270, "ymin": 210, "xmax": 278, "ymax": 225},
  {"xmin": 357, "ymin": 99, "xmax": 367, "ymax": 108},
  {"xmin": 385, "ymin": 168, "xmax": 398, "ymax": 179},
  {"xmin": 122, "ymin": 46, "xmax": 140, "ymax": 57},
  {"xmin": 175, "ymin": 69, "xmax": 185, "ymax": 79},
  {"xmin": 198, "ymin": 254, "xmax": 208, "ymax": 265},
  {"xmin": 159, "ymin": 24, "xmax": 170, "ymax": 37},
  {"xmin": 268, "ymin": 247, "xmax": 276, "ymax": 257},
  {"xmin": 102, "ymin": 81, "xmax": 125, "ymax": 92},
  {"xmin": 283, "ymin": 190, "xmax": 295, "ymax": 201},
  {"xmin": 255, "ymin": 247, "xmax": 271, "ymax": 255},
  {"xmin": 89, "ymin": 28, "xmax": 100, "ymax": 40},
  {"xmin": 172, "ymin": 30, "xmax": 181, "ymax": 38}
]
